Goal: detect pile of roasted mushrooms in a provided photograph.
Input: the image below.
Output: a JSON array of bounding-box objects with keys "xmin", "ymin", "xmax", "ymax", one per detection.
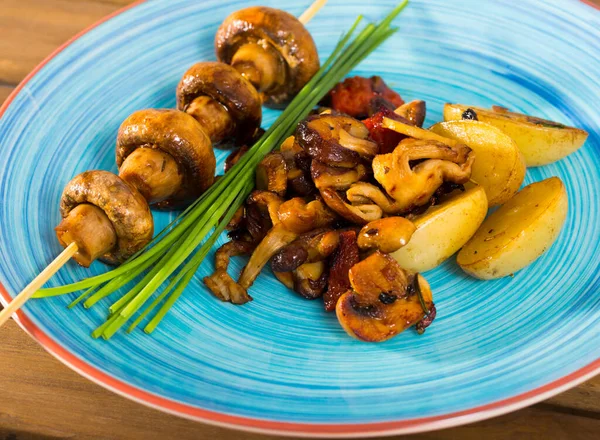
[
  {"xmin": 205, "ymin": 76, "xmax": 475, "ymax": 342},
  {"xmin": 55, "ymin": 6, "xmax": 319, "ymax": 268}
]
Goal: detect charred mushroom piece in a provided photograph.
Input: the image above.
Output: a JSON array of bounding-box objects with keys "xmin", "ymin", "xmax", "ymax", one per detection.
[
  {"xmin": 271, "ymin": 229, "xmax": 339, "ymax": 272},
  {"xmin": 238, "ymin": 224, "xmax": 298, "ymax": 289},
  {"xmin": 280, "ymin": 136, "xmax": 315, "ymax": 196},
  {"xmin": 327, "ymin": 76, "xmax": 404, "ymax": 119},
  {"xmin": 357, "ymin": 217, "xmax": 416, "ymax": 253},
  {"xmin": 278, "ymin": 198, "xmax": 337, "ymax": 234},
  {"xmin": 372, "ymin": 138, "xmax": 474, "ymax": 213},
  {"xmin": 293, "ymin": 261, "xmax": 328, "ymax": 299},
  {"xmin": 215, "ymin": 7, "xmax": 320, "ymax": 107},
  {"xmin": 273, "ymin": 270, "xmax": 294, "ymax": 289},
  {"xmin": 394, "ymin": 100, "xmax": 426, "ymax": 127},
  {"xmin": 336, "ymin": 251, "xmax": 434, "ymax": 342},
  {"xmin": 320, "ymin": 188, "xmax": 382, "ymax": 225},
  {"xmin": 56, "ymin": 171, "xmax": 153, "ymax": 266},
  {"xmin": 116, "ymin": 109, "xmax": 216, "ymax": 209},
  {"xmin": 224, "ymin": 145, "xmax": 250, "ymax": 173},
  {"xmin": 177, "ymin": 62, "xmax": 262, "ymax": 146},
  {"xmin": 242, "ymin": 190, "xmax": 284, "ymax": 243},
  {"xmin": 311, "ymin": 161, "xmax": 367, "ymax": 190},
  {"xmin": 203, "ymin": 240, "xmax": 254, "ymax": 304},
  {"xmin": 324, "ymin": 230, "xmax": 359, "ymax": 312},
  {"xmin": 256, "ymin": 153, "xmax": 287, "ymax": 196},
  {"xmin": 296, "ymin": 115, "xmax": 378, "ymax": 167},
  {"xmin": 345, "ymin": 182, "xmax": 404, "ymax": 214}
]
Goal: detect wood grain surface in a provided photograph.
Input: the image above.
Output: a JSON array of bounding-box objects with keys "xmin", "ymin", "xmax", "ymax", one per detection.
[{"xmin": 1, "ymin": 1, "xmax": 599, "ymax": 439}]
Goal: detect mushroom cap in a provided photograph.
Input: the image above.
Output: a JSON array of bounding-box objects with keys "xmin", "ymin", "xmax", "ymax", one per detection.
[
  {"xmin": 59, "ymin": 170, "xmax": 154, "ymax": 265},
  {"xmin": 215, "ymin": 6, "xmax": 320, "ymax": 107},
  {"xmin": 116, "ymin": 109, "xmax": 216, "ymax": 209},
  {"xmin": 176, "ymin": 62, "xmax": 262, "ymax": 145}
]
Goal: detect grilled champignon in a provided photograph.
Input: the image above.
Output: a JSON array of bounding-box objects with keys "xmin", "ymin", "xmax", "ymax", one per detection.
[
  {"xmin": 215, "ymin": 7, "xmax": 320, "ymax": 107},
  {"xmin": 357, "ymin": 217, "xmax": 416, "ymax": 253},
  {"xmin": 177, "ymin": 62, "xmax": 262, "ymax": 146},
  {"xmin": 372, "ymin": 138, "xmax": 474, "ymax": 213},
  {"xmin": 296, "ymin": 114, "xmax": 378, "ymax": 168},
  {"xmin": 327, "ymin": 76, "xmax": 404, "ymax": 119},
  {"xmin": 336, "ymin": 251, "xmax": 433, "ymax": 342},
  {"xmin": 292, "ymin": 261, "xmax": 328, "ymax": 299},
  {"xmin": 271, "ymin": 229, "xmax": 339, "ymax": 272},
  {"xmin": 116, "ymin": 109, "xmax": 216, "ymax": 209},
  {"xmin": 56, "ymin": 170, "xmax": 153, "ymax": 266}
]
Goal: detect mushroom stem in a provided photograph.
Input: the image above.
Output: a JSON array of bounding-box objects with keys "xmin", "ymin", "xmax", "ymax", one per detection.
[
  {"xmin": 119, "ymin": 147, "xmax": 183, "ymax": 204},
  {"xmin": 55, "ymin": 204, "xmax": 117, "ymax": 267},
  {"xmin": 231, "ymin": 43, "xmax": 285, "ymax": 93},
  {"xmin": 185, "ymin": 96, "xmax": 234, "ymax": 145}
]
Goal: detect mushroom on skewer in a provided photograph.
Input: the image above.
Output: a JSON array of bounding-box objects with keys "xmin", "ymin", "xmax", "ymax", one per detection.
[
  {"xmin": 177, "ymin": 62, "xmax": 262, "ymax": 147},
  {"xmin": 116, "ymin": 109, "xmax": 216, "ymax": 209},
  {"xmin": 215, "ymin": 6, "xmax": 320, "ymax": 107},
  {"xmin": 55, "ymin": 170, "xmax": 154, "ymax": 267}
]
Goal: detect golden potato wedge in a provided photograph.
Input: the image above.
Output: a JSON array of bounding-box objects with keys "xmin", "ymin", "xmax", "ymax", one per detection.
[
  {"xmin": 457, "ymin": 177, "xmax": 568, "ymax": 279},
  {"xmin": 444, "ymin": 104, "xmax": 588, "ymax": 167},
  {"xmin": 392, "ymin": 186, "xmax": 488, "ymax": 272},
  {"xmin": 430, "ymin": 120, "xmax": 526, "ymax": 206}
]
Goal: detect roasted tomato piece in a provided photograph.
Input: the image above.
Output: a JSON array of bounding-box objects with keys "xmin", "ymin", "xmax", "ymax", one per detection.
[
  {"xmin": 363, "ymin": 107, "xmax": 407, "ymax": 154},
  {"xmin": 328, "ymin": 76, "xmax": 404, "ymax": 119}
]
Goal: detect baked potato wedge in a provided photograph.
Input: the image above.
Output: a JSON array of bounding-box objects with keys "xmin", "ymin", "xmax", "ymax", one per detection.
[
  {"xmin": 392, "ymin": 185, "xmax": 488, "ymax": 272},
  {"xmin": 430, "ymin": 120, "xmax": 526, "ymax": 206},
  {"xmin": 444, "ymin": 104, "xmax": 588, "ymax": 167},
  {"xmin": 457, "ymin": 177, "xmax": 568, "ymax": 279}
]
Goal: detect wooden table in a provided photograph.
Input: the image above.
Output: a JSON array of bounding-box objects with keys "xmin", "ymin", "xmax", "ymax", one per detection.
[{"xmin": 1, "ymin": 1, "xmax": 599, "ymax": 439}]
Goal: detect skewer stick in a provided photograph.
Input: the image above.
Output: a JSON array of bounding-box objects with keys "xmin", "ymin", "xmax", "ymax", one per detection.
[
  {"xmin": 0, "ymin": 242, "xmax": 78, "ymax": 327},
  {"xmin": 299, "ymin": 0, "xmax": 327, "ymax": 24}
]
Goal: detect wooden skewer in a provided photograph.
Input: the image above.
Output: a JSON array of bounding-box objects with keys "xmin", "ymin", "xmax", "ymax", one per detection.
[
  {"xmin": 299, "ymin": 0, "xmax": 328, "ymax": 24},
  {"xmin": 0, "ymin": 242, "xmax": 78, "ymax": 327},
  {"xmin": 0, "ymin": 1, "xmax": 329, "ymax": 330}
]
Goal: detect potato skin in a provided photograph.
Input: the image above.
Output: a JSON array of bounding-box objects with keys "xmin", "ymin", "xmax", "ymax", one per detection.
[
  {"xmin": 457, "ymin": 177, "xmax": 568, "ymax": 279},
  {"xmin": 444, "ymin": 104, "xmax": 588, "ymax": 167},
  {"xmin": 430, "ymin": 120, "xmax": 526, "ymax": 207},
  {"xmin": 391, "ymin": 186, "xmax": 488, "ymax": 272}
]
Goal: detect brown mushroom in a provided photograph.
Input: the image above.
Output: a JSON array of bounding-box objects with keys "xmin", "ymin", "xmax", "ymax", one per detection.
[
  {"xmin": 215, "ymin": 6, "xmax": 320, "ymax": 107},
  {"xmin": 372, "ymin": 138, "xmax": 474, "ymax": 213},
  {"xmin": 319, "ymin": 188, "xmax": 382, "ymax": 225},
  {"xmin": 203, "ymin": 240, "xmax": 254, "ymax": 304},
  {"xmin": 271, "ymin": 229, "xmax": 339, "ymax": 272},
  {"xmin": 292, "ymin": 261, "xmax": 328, "ymax": 299},
  {"xmin": 296, "ymin": 114, "xmax": 378, "ymax": 168},
  {"xmin": 280, "ymin": 135, "xmax": 315, "ymax": 196},
  {"xmin": 324, "ymin": 230, "xmax": 359, "ymax": 312},
  {"xmin": 394, "ymin": 100, "xmax": 426, "ymax": 127},
  {"xmin": 357, "ymin": 217, "xmax": 416, "ymax": 253},
  {"xmin": 277, "ymin": 198, "xmax": 337, "ymax": 234},
  {"xmin": 116, "ymin": 109, "xmax": 216, "ymax": 209},
  {"xmin": 255, "ymin": 153, "xmax": 287, "ymax": 196},
  {"xmin": 335, "ymin": 251, "xmax": 434, "ymax": 342},
  {"xmin": 177, "ymin": 62, "xmax": 262, "ymax": 146},
  {"xmin": 311, "ymin": 160, "xmax": 367, "ymax": 190},
  {"xmin": 56, "ymin": 170, "xmax": 153, "ymax": 266}
]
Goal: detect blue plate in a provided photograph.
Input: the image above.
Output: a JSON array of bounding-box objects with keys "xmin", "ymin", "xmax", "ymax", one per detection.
[{"xmin": 1, "ymin": 0, "xmax": 599, "ymax": 436}]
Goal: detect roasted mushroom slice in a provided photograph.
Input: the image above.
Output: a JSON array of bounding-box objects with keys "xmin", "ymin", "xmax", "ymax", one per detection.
[
  {"xmin": 320, "ymin": 188, "xmax": 382, "ymax": 225},
  {"xmin": 372, "ymin": 138, "xmax": 474, "ymax": 213},
  {"xmin": 278, "ymin": 198, "xmax": 337, "ymax": 234},
  {"xmin": 271, "ymin": 229, "xmax": 339, "ymax": 272},
  {"xmin": 177, "ymin": 62, "xmax": 262, "ymax": 146},
  {"xmin": 345, "ymin": 182, "xmax": 404, "ymax": 214},
  {"xmin": 336, "ymin": 251, "xmax": 434, "ymax": 342},
  {"xmin": 327, "ymin": 76, "xmax": 404, "ymax": 119},
  {"xmin": 56, "ymin": 171, "xmax": 153, "ymax": 266},
  {"xmin": 311, "ymin": 160, "xmax": 367, "ymax": 190},
  {"xmin": 280, "ymin": 136, "xmax": 315, "ymax": 196},
  {"xmin": 116, "ymin": 109, "xmax": 216, "ymax": 209},
  {"xmin": 296, "ymin": 114, "xmax": 378, "ymax": 167},
  {"xmin": 256, "ymin": 153, "xmax": 287, "ymax": 196},
  {"xmin": 324, "ymin": 230, "xmax": 359, "ymax": 312},
  {"xmin": 203, "ymin": 240, "xmax": 254, "ymax": 304},
  {"xmin": 244, "ymin": 190, "xmax": 284, "ymax": 243},
  {"xmin": 394, "ymin": 100, "xmax": 426, "ymax": 127},
  {"xmin": 292, "ymin": 261, "xmax": 328, "ymax": 299},
  {"xmin": 215, "ymin": 6, "xmax": 320, "ymax": 107},
  {"xmin": 238, "ymin": 224, "xmax": 298, "ymax": 289},
  {"xmin": 357, "ymin": 217, "xmax": 416, "ymax": 253}
]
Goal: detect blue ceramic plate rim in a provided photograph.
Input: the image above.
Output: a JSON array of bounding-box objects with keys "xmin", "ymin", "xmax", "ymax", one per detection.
[{"xmin": 1, "ymin": 0, "xmax": 599, "ymax": 437}]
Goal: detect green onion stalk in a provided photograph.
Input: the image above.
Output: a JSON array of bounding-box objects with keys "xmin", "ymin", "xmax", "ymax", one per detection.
[{"xmin": 33, "ymin": 1, "xmax": 409, "ymax": 339}]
